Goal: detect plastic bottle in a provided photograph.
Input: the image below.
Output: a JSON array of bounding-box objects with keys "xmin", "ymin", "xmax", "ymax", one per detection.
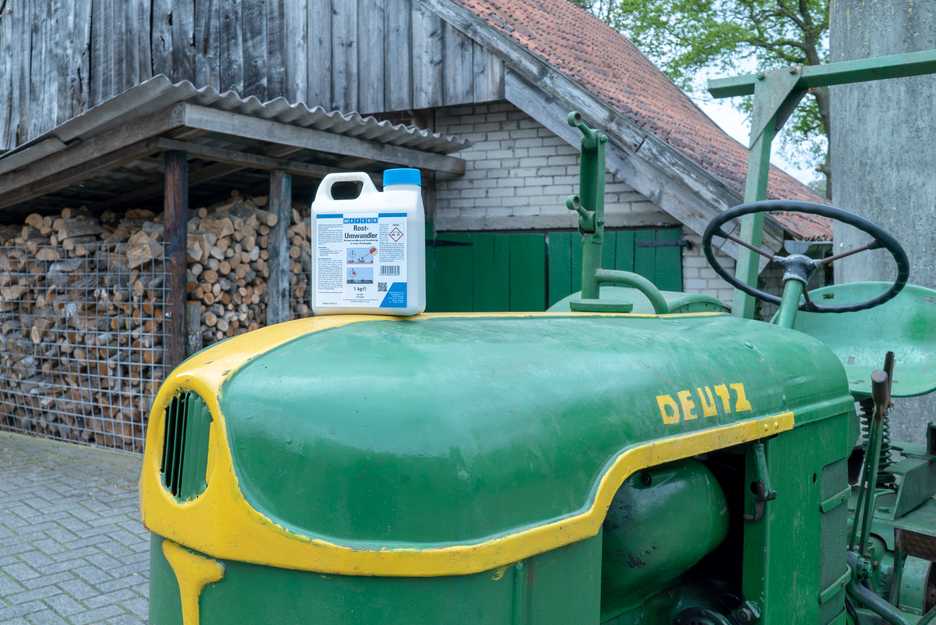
[{"xmin": 311, "ymin": 169, "xmax": 426, "ymax": 316}]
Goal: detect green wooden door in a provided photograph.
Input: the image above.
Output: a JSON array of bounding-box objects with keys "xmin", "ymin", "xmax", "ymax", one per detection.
[
  {"xmin": 426, "ymin": 229, "xmax": 682, "ymax": 313},
  {"xmin": 546, "ymin": 228, "xmax": 683, "ymax": 307}
]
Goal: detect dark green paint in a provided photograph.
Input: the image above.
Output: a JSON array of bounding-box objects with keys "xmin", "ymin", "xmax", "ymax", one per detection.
[
  {"xmin": 473, "ymin": 234, "xmax": 510, "ymax": 312},
  {"xmin": 566, "ymin": 113, "xmax": 608, "ymax": 301},
  {"xmin": 653, "ymin": 230, "xmax": 683, "ymax": 292},
  {"xmin": 547, "ymin": 230, "xmax": 683, "ymax": 308},
  {"xmin": 601, "ymin": 232, "xmax": 617, "ymax": 280},
  {"xmin": 571, "ymin": 232, "xmax": 584, "ymax": 294},
  {"xmin": 161, "ymin": 392, "xmax": 211, "ymax": 502},
  {"xmin": 568, "ymin": 299, "xmax": 634, "ymax": 313},
  {"xmin": 149, "ymin": 535, "xmax": 601, "ymax": 625},
  {"xmin": 547, "ymin": 232, "xmax": 572, "ymax": 307},
  {"xmin": 432, "ymin": 233, "xmax": 473, "ymax": 312},
  {"xmin": 708, "ymin": 48, "xmax": 936, "ymax": 98},
  {"xmin": 614, "ymin": 232, "xmax": 635, "ymax": 273},
  {"xmin": 508, "ymin": 235, "xmax": 547, "ymax": 311},
  {"xmin": 426, "ymin": 230, "xmax": 681, "ymax": 314},
  {"xmin": 742, "ymin": 416, "xmax": 853, "ymax": 623},
  {"xmin": 218, "ymin": 314, "xmax": 851, "ymax": 547},
  {"xmin": 149, "ymin": 534, "xmax": 184, "ymax": 625},
  {"xmin": 601, "ymin": 460, "xmax": 728, "ymax": 617},
  {"xmin": 634, "ymin": 231, "xmax": 656, "ymax": 284},
  {"xmin": 425, "ymin": 221, "xmax": 436, "ymax": 311}
]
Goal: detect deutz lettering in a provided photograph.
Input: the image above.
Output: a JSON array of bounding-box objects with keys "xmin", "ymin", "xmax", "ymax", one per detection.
[{"xmin": 656, "ymin": 383, "xmax": 752, "ymax": 425}]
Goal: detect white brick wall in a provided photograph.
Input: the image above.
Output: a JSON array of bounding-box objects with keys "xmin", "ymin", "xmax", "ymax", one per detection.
[
  {"xmin": 682, "ymin": 231, "xmax": 737, "ymax": 304},
  {"xmin": 434, "ymin": 103, "xmax": 675, "ymax": 231}
]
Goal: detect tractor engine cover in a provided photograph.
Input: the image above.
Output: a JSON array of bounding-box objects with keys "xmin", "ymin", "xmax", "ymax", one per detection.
[{"xmin": 140, "ymin": 312, "xmax": 854, "ymax": 625}]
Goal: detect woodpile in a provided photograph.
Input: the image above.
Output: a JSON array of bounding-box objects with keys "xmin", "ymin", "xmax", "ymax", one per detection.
[
  {"xmin": 0, "ymin": 207, "xmax": 167, "ymax": 452},
  {"xmin": 288, "ymin": 203, "xmax": 313, "ymax": 320},
  {"xmin": 0, "ymin": 190, "xmax": 302, "ymax": 452},
  {"xmin": 186, "ymin": 191, "xmax": 275, "ymax": 345}
]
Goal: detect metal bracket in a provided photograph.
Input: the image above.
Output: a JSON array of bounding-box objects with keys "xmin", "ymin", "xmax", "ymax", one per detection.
[
  {"xmin": 731, "ymin": 600, "xmax": 762, "ymax": 624},
  {"xmin": 747, "ymin": 67, "xmax": 805, "ymax": 147},
  {"xmin": 744, "ymin": 441, "xmax": 777, "ymax": 522}
]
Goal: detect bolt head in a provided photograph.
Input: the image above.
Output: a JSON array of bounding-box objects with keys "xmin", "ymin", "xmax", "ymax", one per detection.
[
  {"xmin": 756, "ymin": 72, "xmax": 765, "ymax": 80},
  {"xmin": 789, "ymin": 66, "xmax": 798, "ymax": 73}
]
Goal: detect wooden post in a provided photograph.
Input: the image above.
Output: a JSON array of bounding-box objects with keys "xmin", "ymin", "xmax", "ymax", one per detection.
[
  {"xmin": 164, "ymin": 151, "xmax": 188, "ymax": 369},
  {"xmin": 186, "ymin": 301, "xmax": 204, "ymax": 356},
  {"xmin": 266, "ymin": 170, "xmax": 292, "ymax": 326}
]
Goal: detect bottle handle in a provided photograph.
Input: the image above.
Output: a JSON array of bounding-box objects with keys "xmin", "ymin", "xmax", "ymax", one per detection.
[{"xmin": 315, "ymin": 173, "xmax": 379, "ymax": 202}]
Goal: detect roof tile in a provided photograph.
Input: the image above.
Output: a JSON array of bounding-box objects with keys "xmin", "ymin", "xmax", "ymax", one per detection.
[{"xmin": 451, "ymin": 0, "xmax": 832, "ymax": 240}]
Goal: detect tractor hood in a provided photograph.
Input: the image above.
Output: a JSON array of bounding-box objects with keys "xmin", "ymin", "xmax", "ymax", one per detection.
[{"xmin": 139, "ymin": 312, "xmax": 855, "ymax": 577}]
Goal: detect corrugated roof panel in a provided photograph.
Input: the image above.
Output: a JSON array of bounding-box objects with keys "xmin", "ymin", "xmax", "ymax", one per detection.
[{"xmin": 0, "ymin": 75, "xmax": 469, "ymax": 176}]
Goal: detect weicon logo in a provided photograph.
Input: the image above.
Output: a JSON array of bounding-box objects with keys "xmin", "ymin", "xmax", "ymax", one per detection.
[{"xmin": 344, "ymin": 218, "xmax": 378, "ymax": 224}]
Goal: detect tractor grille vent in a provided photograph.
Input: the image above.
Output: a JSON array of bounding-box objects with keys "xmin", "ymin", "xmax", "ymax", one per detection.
[{"xmin": 161, "ymin": 392, "xmax": 213, "ymax": 501}]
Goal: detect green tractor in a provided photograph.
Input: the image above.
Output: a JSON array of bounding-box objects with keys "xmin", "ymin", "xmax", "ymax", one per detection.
[{"xmin": 141, "ymin": 73, "xmax": 936, "ymax": 625}]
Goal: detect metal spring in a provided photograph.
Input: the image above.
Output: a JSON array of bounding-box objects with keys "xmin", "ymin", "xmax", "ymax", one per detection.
[{"xmin": 859, "ymin": 398, "xmax": 895, "ymax": 488}]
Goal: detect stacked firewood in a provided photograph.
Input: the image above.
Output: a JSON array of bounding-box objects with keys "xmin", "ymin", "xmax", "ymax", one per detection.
[
  {"xmin": 186, "ymin": 191, "xmax": 274, "ymax": 345},
  {"xmin": 0, "ymin": 192, "xmax": 289, "ymax": 451},
  {"xmin": 0, "ymin": 207, "xmax": 168, "ymax": 451},
  {"xmin": 287, "ymin": 204, "xmax": 313, "ymax": 319}
]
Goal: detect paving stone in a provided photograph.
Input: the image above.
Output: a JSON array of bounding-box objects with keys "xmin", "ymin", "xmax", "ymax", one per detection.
[
  {"xmin": 120, "ymin": 596, "xmax": 148, "ymax": 620},
  {"xmin": 0, "ymin": 433, "xmax": 151, "ymax": 625},
  {"xmin": 6, "ymin": 585, "xmax": 63, "ymax": 606},
  {"xmin": 5, "ymin": 562, "xmax": 41, "ymax": 582},
  {"xmin": 20, "ymin": 572, "xmax": 75, "ymax": 591},
  {"xmin": 42, "ymin": 594, "xmax": 85, "ymax": 617},
  {"xmin": 0, "ymin": 571, "xmax": 27, "ymax": 597},
  {"xmin": 56, "ymin": 578, "xmax": 97, "ymax": 601},
  {"xmin": 69, "ymin": 605, "xmax": 127, "ymax": 625},
  {"xmin": 26, "ymin": 610, "xmax": 70, "ymax": 625},
  {"xmin": 0, "ymin": 600, "xmax": 46, "ymax": 621},
  {"xmin": 105, "ymin": 614, "xmax": 145, "ymax": 625}
]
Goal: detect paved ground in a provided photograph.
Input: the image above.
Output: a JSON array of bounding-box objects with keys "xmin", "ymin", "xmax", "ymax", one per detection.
[{"xmin": 0, "ymin": 432, "xmax": 149, "ymax": 624}]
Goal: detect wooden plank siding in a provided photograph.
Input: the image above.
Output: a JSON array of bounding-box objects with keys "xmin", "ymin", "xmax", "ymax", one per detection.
[
  {"xmin": 0, "ymin": 0, "xmax": 506, "ymax": 150},
  {"xmin": 426, "ymin": 229, "xmax": 683, "ymax": 313}
]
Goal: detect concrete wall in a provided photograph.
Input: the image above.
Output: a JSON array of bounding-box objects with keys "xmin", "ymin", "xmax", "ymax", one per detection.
[{"xmin": 831, "ymin": 0, "xmax": 936, "ymax": 443}]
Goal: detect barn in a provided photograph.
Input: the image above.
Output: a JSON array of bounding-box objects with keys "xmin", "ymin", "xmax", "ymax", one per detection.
[{"xmin": 0, "ymin": 0, "xmax": 829, "ymax": 449}]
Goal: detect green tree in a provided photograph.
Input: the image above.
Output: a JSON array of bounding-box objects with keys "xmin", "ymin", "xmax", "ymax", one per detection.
[{"xmin": 570, "ymin": 0, "xmax": 831, "ymax": 197}]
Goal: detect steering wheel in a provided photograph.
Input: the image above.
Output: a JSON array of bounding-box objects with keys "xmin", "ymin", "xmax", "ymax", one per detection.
[{"xmin": 702, "ymin": 200, "xmax": 910, "ymax": 313}]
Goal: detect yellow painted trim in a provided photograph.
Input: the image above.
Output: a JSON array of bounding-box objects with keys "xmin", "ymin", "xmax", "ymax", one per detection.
[
  {"xmin": 162, "ymin": 539, "xmax": 225, "ymax": 625},
  {"xmin": 142, "ymin": 315, "xmax": 793, "ymax": 579}
]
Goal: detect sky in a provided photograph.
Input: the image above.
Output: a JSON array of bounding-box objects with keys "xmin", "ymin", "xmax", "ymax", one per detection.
[
  {"xmin": 695, "ymin": 96, "xmax": 817, "ymax": 186},
  {"xmin": 689, "ymin": 67, "xmax": 819, "ymax": 186}
]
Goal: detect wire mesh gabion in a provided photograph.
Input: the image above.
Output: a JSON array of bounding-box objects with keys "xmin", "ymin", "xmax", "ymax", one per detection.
[
  {"xmin": 0, "ymin": 242, "xmax": 169, "ymax": 454},
  {"xmin": 289, "ymin": 206, "xmax": 312, "ymax": 321}
]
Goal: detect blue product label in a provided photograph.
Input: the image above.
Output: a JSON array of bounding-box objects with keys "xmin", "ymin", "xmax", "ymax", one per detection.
[{"xmin": 379, "ymin": 282, "xmax": 407, "ymax": 308}]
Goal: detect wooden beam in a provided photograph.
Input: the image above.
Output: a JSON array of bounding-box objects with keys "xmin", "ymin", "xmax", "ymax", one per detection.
[
  {"xmin": 0, "ymin": 139, "xmax": 163, "ymax": 211},
  {"xmin": 164, "ymin": 150, "xmax": 188, "ymax": 368},
  {"xmin": 0, "ymin": 105, "xmax": 185, "ymax": 197},
  {"xmin": 180, "ymin": 104, "xmax": 466, "ymax": 174},
  {"xmin": 155, "ymin": 138, "xmax": 345, "ymax": 178},
  {"xmin": 337, "ymin": 156, "xmax": 377, "ymax": 169},
  {"xmin": 266, "ymin": 170, "xmax": 292, "ymax": 326},
  {"xmin": 88, "ymin": 145, "xmax": 307, "ymax": 213}
]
